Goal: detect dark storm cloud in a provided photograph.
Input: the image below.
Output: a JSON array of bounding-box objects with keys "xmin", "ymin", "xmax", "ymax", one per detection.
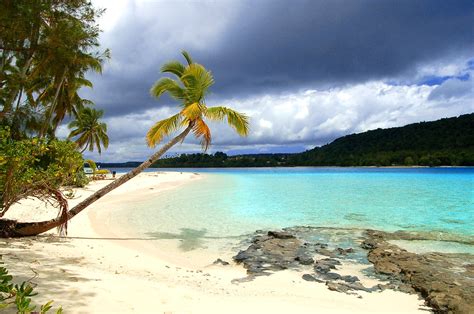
[
  {"xmin": 90, "ymin": 0, "xmax": 474, "ymax": 117},
  {"xmin": 201, "ymin": 0, "xmax": 474, "ymax": 96},
  {"xmin": 77, "ymin": 0, "xmax": 474, "ymax": 161}
]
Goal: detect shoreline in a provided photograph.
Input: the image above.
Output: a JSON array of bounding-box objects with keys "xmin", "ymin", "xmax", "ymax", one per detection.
[
  {"xmin": 106, "ymin": 165, "xmax": 474, "ymax": 171},
  {"xmin": 0, "ymin": 172, "xmax": 438, "ymax": 313}
]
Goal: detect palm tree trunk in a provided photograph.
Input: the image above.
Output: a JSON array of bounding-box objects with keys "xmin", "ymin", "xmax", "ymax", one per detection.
[
  {"xmin": 1, "ymin": 55, "xmax": 34, "ymax": 116},
  {"xmin": 40, "ymin": 68, "xmax": 68, "ymax": 137},
  {"xmin": 0, "ymin": 123, "xmax": 194, "ymax": 237}
]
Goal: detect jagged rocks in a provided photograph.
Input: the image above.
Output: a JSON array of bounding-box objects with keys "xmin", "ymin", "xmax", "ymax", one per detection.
[
  {"xmin": 213, "ymin": 258, "xmax": 230, "ymax": 266},
  {"xmin": 314, "ymin": 258, "xmax": 341, "ymax": 273},
  {"xmin": 295, "ymin": 254, "xmax": 314, "ymax": 265},
  {"xmin": 363, "ymin": 230, "xmax": 474, "ymax": 314},
  {"xmin": 341, "ymin": 275, "xmax": 359, "ymax": 283},
  {"xmin": 302, "ymin": 274, "xmax": 324, "ymax": 283},
  {"xmin": 234, "ymin": 227, "xmax": 474, "ymax": 313},
  {"xmin": 267, "ymin": 230, "xmax": 295, "ymax": 239},
  {"xmin": 233, "ymin": 230, "xmax": 306, "ymax": 276},
  {"xmin": 234, "ymin": 250, "xmax": 252, "ymax": 263}
]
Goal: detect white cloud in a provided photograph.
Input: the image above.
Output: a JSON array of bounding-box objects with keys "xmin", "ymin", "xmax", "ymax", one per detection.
[
  {"xmin": 84, "ymin": 77, "xmax": 472, "ymax": 162},
  {"xmin": 81, "ymin": 1, "xmax": 473, "ymax": 163},
  {"xmin": 416, "ymin": 59, "xmax": 467, "ymax": 78},
  {"xmin": 428, "ymin": 76, "xmax": 474, "ymax": 102}
]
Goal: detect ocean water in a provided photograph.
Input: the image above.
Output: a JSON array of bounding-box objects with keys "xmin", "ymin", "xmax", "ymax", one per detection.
[{"xmin": 110, "ymin": 167, "xmax": 473, "ymax": 250}]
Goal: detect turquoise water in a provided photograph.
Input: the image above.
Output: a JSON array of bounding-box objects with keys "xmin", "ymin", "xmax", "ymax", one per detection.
[{"xmin": 112, "ymin": 167, "xmax": 473, "ymax": 245}]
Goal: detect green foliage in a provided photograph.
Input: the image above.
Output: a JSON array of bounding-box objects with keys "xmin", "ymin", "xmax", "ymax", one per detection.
[
  {"xmin": 85, "ymin": 159, "xmax": 97, "ymax": 171},
  {"xmin": 0, "ymin": 0, "xmax": 109, "ymax": 138},
  {"xmin": 148, "ymin": 114, "xmax": 474, "ymax": 168},
  {"xmin": 147, "ymin": 51, "xmax": 249, "ymax": 150},
  {"xmin": 68, "ymin": 168, "xmax": 89, "ymax": 188},
  {"xmin": 0, "ymin": 260, "xmax": 62, "ymax": 313},
  {"xmin": 68, "ymin": 107, "xmax": 109, "ymax": 154},
  {"xmin": 0, "ymin": 126, "xmax": 84, "ymax": 216},
  {"xmin": 297, "ymin": 113, "xmax": 474, "ymax": 166},
  {"xmin": 151, "ymin": 152, "xmax": 286, "ymax": 168}
]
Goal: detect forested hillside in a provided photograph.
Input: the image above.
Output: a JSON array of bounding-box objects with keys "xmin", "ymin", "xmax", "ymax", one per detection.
[
  {"xmin": 294, "ymin": 113, "xmax": 474, "ymax": 166},
  {"xmin": 134, "ymin": 113, "xmax": 474, "ymax": 167}
]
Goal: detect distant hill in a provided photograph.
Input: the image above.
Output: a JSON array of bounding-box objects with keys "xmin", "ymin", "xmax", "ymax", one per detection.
[
  {"xmin": 102, "ymin": 113, "xmax": 474, "ymax": 168},
  {"xmin": 294, "ymin": 113, "xmax": 474, "ymax": 166}
]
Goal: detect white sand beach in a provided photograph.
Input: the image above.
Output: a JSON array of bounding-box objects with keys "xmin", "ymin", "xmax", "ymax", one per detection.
[{"xmin": 2, "ymin": 172, "xmax": 429, "ymax": 313}]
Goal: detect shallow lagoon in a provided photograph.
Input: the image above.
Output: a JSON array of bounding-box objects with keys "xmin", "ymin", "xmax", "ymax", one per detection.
[{"xmin": 111, "ymin": 167, "xmax": 473, "ymax": 251}]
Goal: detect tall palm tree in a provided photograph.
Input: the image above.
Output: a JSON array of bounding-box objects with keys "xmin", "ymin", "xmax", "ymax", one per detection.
[
  {"xmin": 146, "ymin": 50, "xmax": 248, "ymax": 150},
  {"xmin": 34, "ymin": 48, "xmax": 106, "ymax": 136},
  {"xmin": 0, "ymin": 0, "xmax": 108, "ymax": 137},
  {"xmin": 6, "ymin": 51, "xmax": 249, "ymax": 237},
  {"xmin": 68, "ymin": 107, "xmax": 109, "ymax": 154},
  {"xmin": 35, "ymin": 50, "xmax": 106, "ymax": 135}
]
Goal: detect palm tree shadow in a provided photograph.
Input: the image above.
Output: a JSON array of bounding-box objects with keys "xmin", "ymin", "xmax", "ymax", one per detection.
[
  {"xmin": 145, "ymin": 228, "xmax": 208, "ymax": 251},
  {"xmin": 0, "ymin": 239, "xmax": 96, "ymax": 310}
]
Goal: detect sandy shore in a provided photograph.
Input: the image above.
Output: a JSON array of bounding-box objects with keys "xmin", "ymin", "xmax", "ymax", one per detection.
[{"xmin": 2, "ymin": 172, "xmax": 430, "ymax": 313}]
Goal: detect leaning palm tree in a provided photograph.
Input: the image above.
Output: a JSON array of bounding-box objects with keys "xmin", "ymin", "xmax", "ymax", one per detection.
[
  {"xmin": 5, "ymin": 51, "xmax": 249, "ymax": 237},
  {"xmin": 68, "ymin": 107, "xmax": 109, "ymax": 154},
  {"xmin": 146, "ymin": 51, "xmax": 248, "ymax": 150}
]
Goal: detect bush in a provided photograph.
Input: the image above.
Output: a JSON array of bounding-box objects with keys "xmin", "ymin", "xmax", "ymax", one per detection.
[
  {"xmin": 65, "ymin": 169, "xmax": 90, "ymax": 188},
  {"xmin": 0, "ymin": 259, "xmax": 63, "ymax": 313},
  {"xmin": 0, "ymin": 127, "xmax": 84, "ymax": 216}
]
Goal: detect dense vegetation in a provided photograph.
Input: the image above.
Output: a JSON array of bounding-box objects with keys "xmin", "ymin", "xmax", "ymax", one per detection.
[
  {"xmin": 0, "ymin": 0, "xmax": 107, "ymax": 225},
  {"xmin": 0, "ymin": 127, "xmax": 86, "ymax": 222},
  {"xmin": 146, "ymin": 113, "xmax": 474, "ymax": 168},
  {"xmin": 0, "ymin": 1, "xmax": 110, "ymax": 307},
  {"xmin": 0, "ymin": 0, "xmax": 109, "ymax": 138},
  {"xmin": 296, "ymin": 113, "xmax": 474, "ymax": 166},
  {"xmin": 0, "ymin": 49, "xmax": 249, "ymax": 238},
  {"xmin": 149, "ymin": 152, "xmax": 290, "ymax": 168}
]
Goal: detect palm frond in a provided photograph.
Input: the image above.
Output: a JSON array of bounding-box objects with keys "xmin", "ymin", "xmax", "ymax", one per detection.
[
  {"xmin": 67, "ymin": 107, "xmax": 108, "ymax": 154},
  {"xmin": 79, "ymin": 52, "xmax": 104, "ymax": 74},
  {"xmin": 193, "ymin": 118, "xmax": 211, "ymax": 151},
  {"xmin": 146, "ymin": 113, "xmax": 183, "ymax": 147},
  {"xmin": 98, "ymin": 123, "xmax": 109, "ymax": 149},
  {"xmin": 146, "ymin": 51, "xmax": 250, "ymax": 152},
  {"xmin": 150, "ymin": 77, "xmax": 185, "ymax": 101},
  {"xmin": 181, "ymin": 63, "xmax": 214, "ymax": 102},
  {"xmin": 180, "ymin": 102, "xmax": 207, "ymax": 120},
  {"xmin": 205, "ymin": 106, "xmax": 250, "ymax": 136},
  {"xmin": 181, "ymin": 50, "xmax": 194, "ymax": 65},
  {"xmin": 161, "ymin": 61, "xmax": 186, "ymax": 77},
  {"xmin": 67, "ymin": 127, "xmax": 81, "ymax": 139},
  {"xmin": 75, "ymin": 77, "xmax": 93, "ymax": 88},
  {"xmin": 94, "ymin": 134, "xmax": 102, "ymax": 154}
]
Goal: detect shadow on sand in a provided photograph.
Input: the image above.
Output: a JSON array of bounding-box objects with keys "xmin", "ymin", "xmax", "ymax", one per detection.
[
  {"xmin": 28, "ymin": 228, "xmax": 244, "ymax": 252},
  {"xmin": 0, "ymin": 238, "xmax": 96, "ymax": 310}
]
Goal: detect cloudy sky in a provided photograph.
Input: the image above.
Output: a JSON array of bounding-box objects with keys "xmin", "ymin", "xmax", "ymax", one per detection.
[{"xmin": 60, "ymin": 0, "xmax": 474, "ymax": 162}]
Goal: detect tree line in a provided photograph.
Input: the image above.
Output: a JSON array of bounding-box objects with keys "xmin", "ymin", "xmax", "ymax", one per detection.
[
  {"xmin": 150, "ymin": 113, "xmax": 474, "ymax": 168},
  {"xmin": 1, "ymin": 0, "xmax": 109, "ymax": 228}
]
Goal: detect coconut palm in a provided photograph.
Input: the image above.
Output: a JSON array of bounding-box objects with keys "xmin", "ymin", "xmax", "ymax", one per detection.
[
  {"xmin": 146, "ymin": 50, "xmax": 248, "ymax": 150},
  {"xmin": 0, "ymin": 0, "xmax": 108, "ymax": 137},
  {"xmin": 36, "ymin": 50, "xmax": 106, "ymax": 135},
  {"xmin": 7, "ymin": 51, "xmax": 249, "ymax": 237},
  {"xmin": 68, "ymin": 107, "xmax": 109, "ymax": 154}
]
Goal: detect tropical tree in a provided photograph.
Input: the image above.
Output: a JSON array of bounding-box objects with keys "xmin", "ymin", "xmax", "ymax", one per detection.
[
  {"xmin": 0, "ymin": 0, "xmax": 108, "ymax": 138},
  {"xmin": 1, "ymin": 51, "xmax": 250, "ymax": 237},
  {"xmin": 0, "ymin": 126, "xmax": 84, "ymax": 235},
  {"xmin": 68, "ymin": 107, "xmax": 109, "ymax": 154}
]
